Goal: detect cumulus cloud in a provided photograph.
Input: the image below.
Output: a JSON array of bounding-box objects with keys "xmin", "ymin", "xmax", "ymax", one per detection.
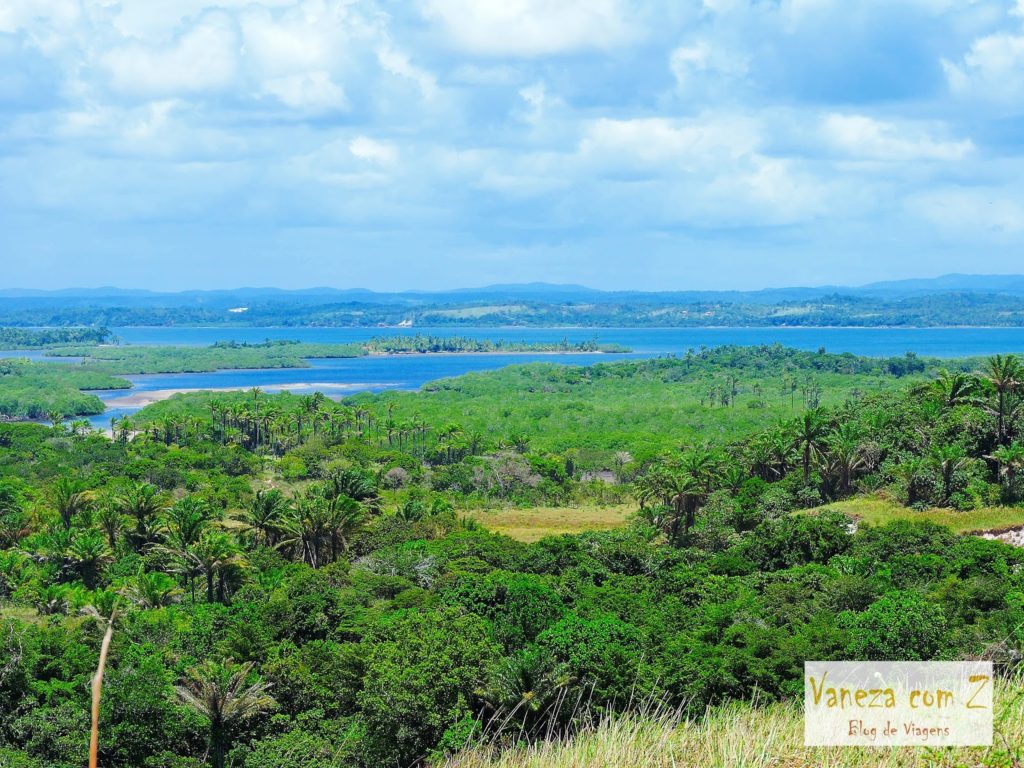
[
  {"xmin": 943, "ymin": 32, "xmax": 1024, "ymax": 105},
  {"xmin": 417, "ymin": 0, "xmax": 636, "ymax": 56},
  {"xmin": 101, "ymin": 13, "xmax": 241, "ymax": 97},
  {"xmin": 260, "ymin": 71, "xmax": 348, "ymax": 111},
  {"xmin": 5, "ymin": 0, "xmax": 1024, "ymax": 288},
  {"xmin": 822, "ymin": 114, "xmax": 974, "ymax": 161},
  {"xmin": 349, "ymin": 136, "xmax": 399, "ymax": 166},
  {"xmin": 579, "ymin": 116, "xmax": 761, "ymax": 170}
]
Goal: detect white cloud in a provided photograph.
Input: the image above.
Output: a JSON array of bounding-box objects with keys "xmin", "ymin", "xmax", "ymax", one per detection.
[
  {"xmin": 669, "ymin": 40, "xmax": 748, "ymax": 92},
  {"xmin": 418, "ymin": 0, "xmax": 636, "ymax": 56},
  {"xmin": 377, "ymin": 46, "xmax": 438, "ymax": 99},
  {"xmin": 261, "ymin": 71, "xmax": 348, "ymax": 111},
  {"xmin": 943, "ymin": 32, "xmax": 1024, "ymax": 104},
  {"xmin": 349, "ymin": 136, "xmax": 399, "ymax": 166},
  {"xmin": 822, "ymin": 114, "xmax": 974, "ymax": 161},
  {"xmin": 101, "ymin": 13, "xmax": 240, "ymax": 97},
  {"xmin": 579, "ymin": 116, "xmax": 761, "ymax": 170}
]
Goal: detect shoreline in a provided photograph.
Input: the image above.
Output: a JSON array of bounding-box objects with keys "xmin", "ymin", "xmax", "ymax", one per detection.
[{"xmin": 101, "ymin": 382, "xmax": 398, "ymax": 409}]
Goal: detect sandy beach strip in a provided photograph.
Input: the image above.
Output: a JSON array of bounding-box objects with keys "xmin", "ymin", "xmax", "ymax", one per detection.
[{"xmin": 101, "ymin": 382, "xmax": 397, "ymax": 408}]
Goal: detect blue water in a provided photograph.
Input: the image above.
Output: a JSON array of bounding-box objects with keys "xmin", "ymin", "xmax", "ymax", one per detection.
[
  {"xmin": 4, "ymin": 325, "xmax": 1024, "ymax": 429},
  {"xmin": 104, "ymin": 325, "xmax": 1024, "ymax": 358}
]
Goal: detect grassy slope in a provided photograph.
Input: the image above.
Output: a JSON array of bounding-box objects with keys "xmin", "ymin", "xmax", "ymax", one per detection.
[
  {"xmin": 466, "ymin": 504, "xmax": 634, "ymax": 542},
  {"xmin": 813, "ymin": 497, "xmax": 1024, "ymax": 535},
  {"xmin": 445, "ymin": 687, "xmax": 1024, "ymax": 768}
]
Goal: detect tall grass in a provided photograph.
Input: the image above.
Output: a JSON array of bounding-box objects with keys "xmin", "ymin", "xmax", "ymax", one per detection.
[{"xmin": 445, "ymin": 680, "xmax": 1024, "ymax": 768}]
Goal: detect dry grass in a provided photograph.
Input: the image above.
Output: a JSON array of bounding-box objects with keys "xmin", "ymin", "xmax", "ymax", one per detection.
[
  {"xmin": 811, "ymin": 498, "xmax": 1024, "ymax": 535},
  {"xmin": 444, "ymin": 681, "xmax": 1024, "ymax": 768},
  {"xmin": 465, "ymin": 504, "xmax": 634, "ymax": 542}
]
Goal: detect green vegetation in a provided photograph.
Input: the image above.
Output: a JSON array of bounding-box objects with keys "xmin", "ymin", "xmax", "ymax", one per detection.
[
  {"xmin": 444, "ymin": 691, "xmax": 1024, "ymax": 768},
  {"xmin": 811, "ymin": 497, "xmax": 1024, "ymax": 534},
  {"xmin": 130, "ymin": 346, "xmax": 940, "ymax": 461},
  {"xmin": 1, "ymin": 345, "xmax": 1024, "ymax": 767},
  {"xmin": 0, "ymin": 336, "xmax": 629, "ymax": 420},
  {"xmin": 43, "ymin": 340, "xmax": 366, "ymax": 373},
  {"xmin": 0, "ymin": 327, "xmax": 112, "ymax": 348},
  {"xmin": 0, "ymin": 359, "xmax": 128, "ymax": 419},
  {"xmin": 5, "ymin": 291, "xmax": 1024, "ymax": 327}
]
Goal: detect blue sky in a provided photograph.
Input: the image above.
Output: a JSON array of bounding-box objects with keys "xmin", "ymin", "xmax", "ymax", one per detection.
[{"xmin": 3, "ymin": 0, "xmax": 1024, "ymax": 291}]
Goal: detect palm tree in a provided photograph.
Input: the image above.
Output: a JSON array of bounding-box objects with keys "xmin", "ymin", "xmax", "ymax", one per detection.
[
  {"xmin": 917, "ymin": 369, "xmax": 980, "ymax": 409},
  {"xmin": 747, "ymin": 428, "xmax": 795, "ymax": 481},
  {"xmin": 51, "ymin": 478, "xmax": 94, "ymax": 530},
  {"xmin": 279, "ymin": 493, "xmax": 331, "ymax": 569},
  {"xmin": 175, "ymin": 659, "xmax": 275, "ymax": 768},
  {"xmin": 664, "ymin": 470, "xmax": 701, "ymax": 541},
  {"xmin": 160, "ymin": 496, "xmax": 212, "ymax": 547},
  {"xmin": 114, "ymin": 482, "xmax": 170, "ymax": 549},
  {"xmin": 121, "ymin": 570, "xmax": 182, "ymax": 608},
  {"xmin": 793, "ymin": 410, "xmax": 828, "ymax": 484},
  {"xmin": 477, "ymin": 648, "xmax": 571, "ymax": 737},
  {"xmin": 324, "ymin": 494, "xmax": 365, "ymax": 562},
  {"xmin": 988, "ymin": 442, "xmax": 1024, "ymax": 501},
  {"xmin": 894, "ymin": 456, "xmax": 929, "ymax": 506},
  {"xmin": 238, "ymin": 489, "xmax": 289, "ymax": 547},
  {"xmin": 325, "ymin": 468, "xmax": 379, "ymax": 508},
  {"xmin": 983, "ymin": 354, "xmax": 1021, "ymax": 445},
  {"xmin": 193, "ymin": 531, "xmax": 245, "ymax": 604},
  {"xmin": 930, "ymin": 444, "xmax": 972, "ymax": 506},
  {"xmin": 679, "ymin": 445, "xmax": 721, "ymax": 494},
  {"xmin": 65, "ymin": 530, "xmax": 111, "ymax": 588},
  {"xmin": 820, "ymin": 425, "xmax": 866, "ymax": 498}
]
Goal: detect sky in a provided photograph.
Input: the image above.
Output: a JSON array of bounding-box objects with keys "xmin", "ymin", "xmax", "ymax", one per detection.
[{"xmin": 2, "ymin": 0, "xmax": 1024, "ymax": 291}]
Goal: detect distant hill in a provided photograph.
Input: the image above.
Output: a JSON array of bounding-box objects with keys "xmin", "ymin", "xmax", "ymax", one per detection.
[
  {"xmin": 3, "ymin": 275, "xmax": 1024, "ymax": 328},
  {"xmin": 5, "ymin": 274, "xmax": 1024, "ymax": 307}
]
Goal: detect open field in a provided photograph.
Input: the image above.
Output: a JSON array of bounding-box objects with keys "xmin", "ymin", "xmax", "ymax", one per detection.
[
  {"xmin": 469, "ymin": 497, "xmax": 1024, "ymax": 543},
  {"xmin": 465, "ymin": 504, "xmax": 634, "ymax": 541},
  {"xmin": 445, "ymin": 687, "xmax": 1024, "ymax": 768},
  {"xmin": 812, "ymin": 497, "xmax": 1024, "ymax": 535}
]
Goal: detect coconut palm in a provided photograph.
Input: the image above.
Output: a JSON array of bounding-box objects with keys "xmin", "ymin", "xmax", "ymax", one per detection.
[
  {"xmin": 917, "ymin": 369, "xmax": 981, "ymax": 409},
  {"xmin": 175, "ymin": 659, "xmax": 275, "ymax": 768},
  {"xmin": 51, "ymin": 478, "xmax": 95, "ymax": 530},
  {"xmin": 114, "ymin": 482, "xmax": 170, "ymax": 549},
  {"xmin": 820, "ymin": 426, "xmax": 867, "ymax": 498},
  {"xmin": 278, "ymin": 493, "xmax": 331, "ymax": 569},
  {"xmin": 982, "ymin": 354, "xmax": 1022, "ymax": 445},
  {"xmin": 893, "ymin": 456, "xmax": 930, "ymax": 506},
  {"xmin": 324, "ymin": 494, "xmax": 365, "ymax": 562},
  {"xmin": 238, "ymin": 489, "xmax": 289, "ymax": 547},
  {"xmin": 160, "ymin": 496, "xmax": 212, "ymax": 547},
  {"xmin": 325, "ymin": 467, "xmax": 379, "ymax": 508},
  {"xmin": 747, "ymin": 428, "xmax": 796, "ymax": 481},
  {"xmin": 121, "ymin": 570, "xmax": 182, "ymax": 608},
  {"xmin": 930, "ymin": 444, "xmax": 973, "ymax": 506},
  {"xmin": 988, "ymin": 442, "xmax": 1024, "ymax": 501},
  {"xmin": 793, "ymin": 410, "xmax": 828, "ymax": 484},
  {"xmin": 65, "ymin": 530, "xmax": 111, "ymax": 588},
  {"xmin": 193, "ymin": 531, "xmax": 245, "ymax": 604},
  {"xmin": 95, "ymin": 506, "xmax": 124, "ymax": 550}
]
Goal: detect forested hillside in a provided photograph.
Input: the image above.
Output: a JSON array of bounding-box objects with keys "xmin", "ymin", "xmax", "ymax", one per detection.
[{"xmin": 1, "ymin": 346, "xmax": 1024, "ymax": 766}]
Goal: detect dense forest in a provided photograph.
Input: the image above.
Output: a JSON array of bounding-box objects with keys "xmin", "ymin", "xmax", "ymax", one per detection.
[
  {"xmin": 3, "ymin": 292, "xmax": 1024, "ymax": 328},
  {"xmin": 0, "ymin": 327, "xmax": 113, "ymax": 348},
  {"xmin": 1, "ymin": 345, "xmax": 1024, "ymax": 766}
]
